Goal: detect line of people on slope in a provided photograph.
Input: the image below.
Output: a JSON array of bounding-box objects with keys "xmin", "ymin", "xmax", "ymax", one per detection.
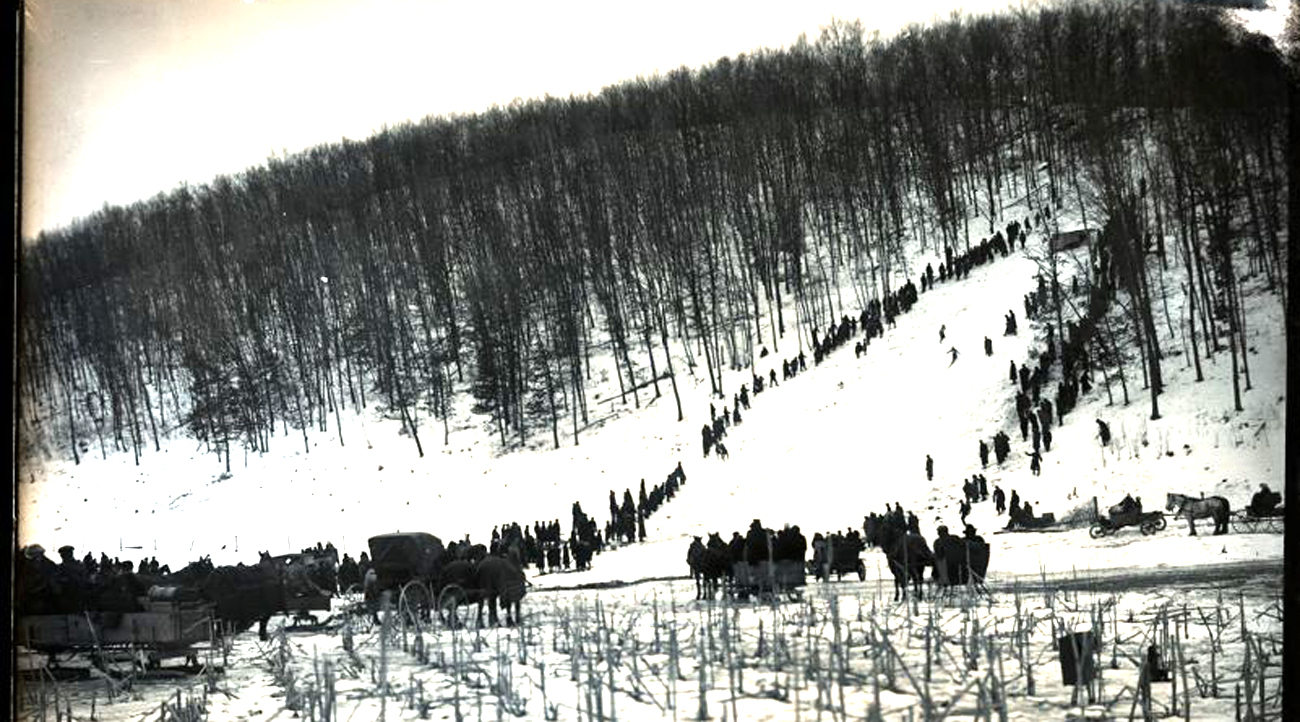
[{"xmin": 922, "ymin": 222, "xmax": 1020, "ymax": 294}]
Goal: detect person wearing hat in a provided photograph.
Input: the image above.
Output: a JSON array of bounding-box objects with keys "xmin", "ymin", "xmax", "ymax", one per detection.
[
  {"xmin": 57, "ymin": 545, "xmax": 88, "ymax": 581},
  {"xmin": 963, "ymin": 524, "xmax": 986, "ymax": 545}
]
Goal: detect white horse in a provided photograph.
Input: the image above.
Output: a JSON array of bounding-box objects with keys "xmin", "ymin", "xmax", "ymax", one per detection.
[{"xmin": 1166, "ymin": 493, "xmax": 1231, "ymax": 536}]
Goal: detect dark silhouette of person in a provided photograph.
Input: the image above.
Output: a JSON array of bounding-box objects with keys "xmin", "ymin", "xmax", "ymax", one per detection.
[
  {"xmin": 925, "ymin": 455, "xmax": 934, "ymax": 481},
  {"xmin": 1249, "ymin": 484, "xmax": 1281, "ymax": 516}
]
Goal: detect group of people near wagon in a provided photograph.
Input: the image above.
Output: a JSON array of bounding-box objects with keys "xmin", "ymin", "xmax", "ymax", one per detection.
[
  {"xmin": 16, "ymin": 544, "xmax": 173, "ymax": 615},
  {"xmin": 17, "ymin": 540, "xmax": 340, "ymax": 620}
]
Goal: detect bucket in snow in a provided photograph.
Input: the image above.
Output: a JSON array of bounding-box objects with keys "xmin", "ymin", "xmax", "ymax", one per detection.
[{"xmin": 1058, "ymin": 631, "xmax": 1098, "ymax": 686}]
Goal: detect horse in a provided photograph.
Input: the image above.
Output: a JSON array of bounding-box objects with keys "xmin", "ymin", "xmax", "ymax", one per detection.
[
  {"xmin": 875, "ymin": 522, "xmax": 934, "ymax": 601},
  {"xmin": 696, "ymin": 533, "xmax": 732, "ymax": 600},
  {"xmin": 1166, "ymin": 493, "xmax": 1230, "ymax": 536},
  {"xmin": 686, "ymin": 538, "xmax": 707, "ymax": 599},
  {"xmin": 474, "ymin": 554, "xmax": 527, "ymax": 626},
  {"xmin": 436, "ymin": 559, "xmax": 480, "ymax": 628}
]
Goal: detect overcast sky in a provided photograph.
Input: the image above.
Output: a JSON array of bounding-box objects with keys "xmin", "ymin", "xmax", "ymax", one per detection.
[{"xmin": 21, "ymin": 0, "xmax": 1049, "ymax": 237}]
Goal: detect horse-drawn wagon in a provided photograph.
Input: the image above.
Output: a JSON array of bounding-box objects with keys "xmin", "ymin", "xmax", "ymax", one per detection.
[
  {"xmin": 365, "ymin": 532, "xmax": 447, "ymax": 622},
  {"xmin": 363, "ymin": 532, "xmax": 527, "ymax": 628}
]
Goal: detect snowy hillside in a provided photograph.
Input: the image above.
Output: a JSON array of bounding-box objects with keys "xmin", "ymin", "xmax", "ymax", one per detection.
[{"xmin": 17, "ymin": 206, "xmax": 1285, "ymax": 583}]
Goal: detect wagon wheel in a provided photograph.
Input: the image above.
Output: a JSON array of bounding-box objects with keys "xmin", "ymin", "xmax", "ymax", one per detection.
[
  {"xmin": 399, "ymin": 581, "xmax": 433, "ymax": 629},
  {"xmin": 1088, "ymin": 523, "xmax": 1109, "ymax": 539},
  {"xmin": 1140, "ymin": 518, "xmax": 1161, "ymax": 536},
  {"xmin": 437, "ymin": 584, "xmax": 468, "ymax": 628}
]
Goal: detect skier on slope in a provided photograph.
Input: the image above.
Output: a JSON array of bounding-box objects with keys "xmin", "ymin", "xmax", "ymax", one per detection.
[{"xmin": 948, "ymin": 347, "xmax": 960, "ymax": 367}]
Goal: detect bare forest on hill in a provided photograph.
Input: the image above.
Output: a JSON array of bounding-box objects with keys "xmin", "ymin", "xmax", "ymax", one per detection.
[{"xmin": 17, "ymin": 1, "xmax": 1289, "ymax": 467}]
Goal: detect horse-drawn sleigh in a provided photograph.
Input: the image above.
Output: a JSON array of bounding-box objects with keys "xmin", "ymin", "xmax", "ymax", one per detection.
[
  {"xmin": 687, "ymin": 526, "xmax": 809, "ymax": 602},
  {"xmin": 17, "ymin": 593, "xmax": 218, "ymax": 673},
  {"xmin": 733, "ymin": 560, "xmax": 806, "ymax": 601},
  {"xmin": 1229, "ymin": 507, "xmax": 1284, "ymax": 534}
]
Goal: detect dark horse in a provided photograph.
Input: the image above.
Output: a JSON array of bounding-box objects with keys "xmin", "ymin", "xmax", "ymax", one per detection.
[
  {"xmin": 1167, "ymin": 493, "xmax": 1231, "ymax": 536},
  {"xmin": 873, "ymin": 522, "xmax": 934, "ymax": 601},
  {"xmin": 690, "ymin": 533, "xmax": 732, "ymax": 600},
  {"xmin": 474, "ymin": 552, "xmax": 527, "ymax": 626}
]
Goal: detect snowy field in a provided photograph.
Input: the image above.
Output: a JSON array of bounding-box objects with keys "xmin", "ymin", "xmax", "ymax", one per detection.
[{"xmin": 17, "ymin": 562, "xmax": 1283, "ymax": 722}]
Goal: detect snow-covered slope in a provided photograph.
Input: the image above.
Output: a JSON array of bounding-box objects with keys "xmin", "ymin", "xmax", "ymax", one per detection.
[{"xmin": 16, "ymin": 221, "xmax": 1285, "ymax": 583}]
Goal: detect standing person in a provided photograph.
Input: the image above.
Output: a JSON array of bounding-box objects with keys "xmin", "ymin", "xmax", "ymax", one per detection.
[
  {"xmin": 939, "ymin": 325, "xmax": 946, "ymax": 343},
  {"xmin": 984, "ymin": 337, "xmax": 993, "ymax": 356},
  {"xmin": 979, "ymin": 439, "xmax": 989, "ymax": 468},
  {"xmin": 1029, "ymin": 450, "xmax": 1042, "ymax": 476},
  {"xmin": 959, "ymin": 500, "xmax": 971, "ymax": 524},
  {"xmin": 978, "ymin": 475, "xmax": 989, "ymax": 501},
  {"xmin": 1096, "ymin": 419, "xmax": 1112, "ymax": 446},
  {"xmin": 1010, "ymin": 361, "xmax": 1017, "ymax": 384},
  {"xmin": 993, "ymin": 486, "xmax": 1006, "ymax": 514},
  {"xmin": 925, "ymin": 455, "xmax": 934, "ymax": 481},
  {"xmin": 1043, "ymin": 428, "xmax": 1053, "ymax": 452}
]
